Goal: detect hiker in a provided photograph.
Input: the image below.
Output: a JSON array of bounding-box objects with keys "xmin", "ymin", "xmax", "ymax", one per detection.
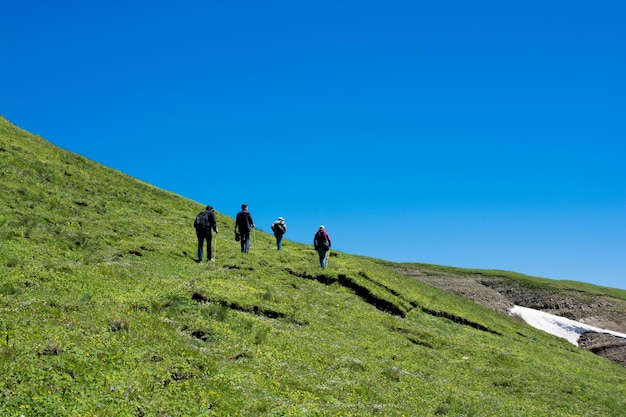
[
  {"xmin": 313, "ymin": 225, "xmax": 332, "ymax": 268},
  {"xmin": 271, "ymin": 217, "xmax": 287, "ymax": 251},
  {"xmin": 235, "ymin": 203, "xmax": 255, "ymax": 253},
  {"xmin": 194, "ymin": 205, "xmax": 219, "ymax": 262}
]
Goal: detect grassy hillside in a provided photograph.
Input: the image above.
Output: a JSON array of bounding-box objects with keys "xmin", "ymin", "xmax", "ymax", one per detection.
[{"xmin": 2, "ymin": 115, "xmax": 626, "ymax": 416}]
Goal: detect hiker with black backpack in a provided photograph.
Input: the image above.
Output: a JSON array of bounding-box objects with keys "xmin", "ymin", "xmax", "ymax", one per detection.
[
  {"xmin": 194, "ymin": 205, "xmax": 219, "ymax": 262},
  {"xmin": 235, "ymin": 204, "xmax": 255, "ymax": 253},
  {"xmin": 313, "ymin": 225, "xmax": 332, "ymax": 268},
  {"xmin": 271, "ymin": 216, "xmax": 287, "ymax": 251}
]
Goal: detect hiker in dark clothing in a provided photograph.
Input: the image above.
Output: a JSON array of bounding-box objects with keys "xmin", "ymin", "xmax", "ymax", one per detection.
[
  {"xmin": 194, "ymin": 205, "xmax": 219, "ymax": 262},
  {"xmin": 235, "ymin": 204, "xmax": 255, "ymax": 253},
  {"xmin": 271, "ymin": 217, "xmax": 287, "ymax": 251},
  {"xmin": 313, "ymin": 225, "xmax": 331, "ymax": 268}
]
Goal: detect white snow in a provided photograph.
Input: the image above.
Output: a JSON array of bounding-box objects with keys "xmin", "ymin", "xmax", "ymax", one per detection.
[{"xmin": 510, "ymin": 305, "xmax": 626, "ymax": 345}]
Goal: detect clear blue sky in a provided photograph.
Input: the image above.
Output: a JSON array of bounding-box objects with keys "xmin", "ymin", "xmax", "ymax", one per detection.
[{"xmin": 2, "ymin": 1, "xmax": 624, "ymax": 289}]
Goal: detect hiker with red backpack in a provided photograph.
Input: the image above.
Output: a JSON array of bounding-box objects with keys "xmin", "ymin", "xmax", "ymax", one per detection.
[
  {"xmin": 194, "ymin": 205, "xmax": 219, "ymax": 262},
  {"xmin": 313, "ymin": 225, "xmax": 332, "ymax": 268}
]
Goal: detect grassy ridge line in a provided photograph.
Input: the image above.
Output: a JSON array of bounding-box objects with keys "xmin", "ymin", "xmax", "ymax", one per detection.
[
  {"xmin": 371, "ymin": 257, "xmax": 626, "ymax": 301},
  {"xmin": 2, "ymin": 115, "xmax": 626, "ymax": 416}
]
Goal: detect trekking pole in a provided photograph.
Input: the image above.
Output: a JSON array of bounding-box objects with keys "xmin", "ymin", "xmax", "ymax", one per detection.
[
  {"xmin": 326, "ymin": 249, "xmax": 330, "ymax": 268},
  {"xmin": 212, "ymin": 232, "xmax": 217, "ymax": 263},
  {"xmin": 254, "ymin": 228, "xmax": 257, "ymax": 253}
]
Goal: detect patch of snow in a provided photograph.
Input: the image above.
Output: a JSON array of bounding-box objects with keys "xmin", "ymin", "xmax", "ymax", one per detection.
[{"xmin": 510, "ymin": 305, "xmax": 626, "ymax": 345}]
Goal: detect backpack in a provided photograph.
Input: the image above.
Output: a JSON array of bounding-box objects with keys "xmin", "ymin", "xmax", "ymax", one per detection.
[
  {"xmin": 315, "ymin": 230, "xmax": 329, "ymax": 250},
  {"xmin": 194, "ymin": 210, "xmax": 211, "ymax": 229},
  {"xmin": 272, "ymin": 221, "xmax": 286, "ymax": 234}
]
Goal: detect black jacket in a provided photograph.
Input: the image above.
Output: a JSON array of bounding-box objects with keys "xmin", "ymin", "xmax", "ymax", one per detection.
[{"xmin": 235, "ymin": 210, "xmax": 254, "ymax": 233}]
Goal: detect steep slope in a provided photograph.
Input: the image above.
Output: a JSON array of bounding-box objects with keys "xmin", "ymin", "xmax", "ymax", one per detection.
[{"xmin": 2, "ymin": 115, "xmax": 626, "ymax": 416}]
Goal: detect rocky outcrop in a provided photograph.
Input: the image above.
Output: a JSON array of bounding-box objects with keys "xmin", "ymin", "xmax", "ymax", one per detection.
[{"xmin": 579, "ymin": 332, "xmax": 626, "ymax": 367}]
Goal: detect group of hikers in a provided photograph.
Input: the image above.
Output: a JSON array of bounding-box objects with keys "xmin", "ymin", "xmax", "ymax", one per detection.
[{"xmin": 194, "ymin": 204, "xmax": 332, "ymax": 268}]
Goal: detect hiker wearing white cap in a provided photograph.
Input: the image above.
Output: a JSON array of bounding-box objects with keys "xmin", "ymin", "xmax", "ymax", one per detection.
[
  {"xmin": 271, "ymin": 216, "xmax": 287, "ymax": 251},
  {"xmin": 313, "ymin": 225, "xmax": 332, "ymax": 268}
]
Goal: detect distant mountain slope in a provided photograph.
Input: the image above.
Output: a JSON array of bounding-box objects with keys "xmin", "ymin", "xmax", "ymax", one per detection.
[
  {"xmin": 2, "ymin": 115, "xmax": 626, "ymax": 416},
  {"xmin": 392, "ymin": 264, "xmax": 626, "ymax": 365}
]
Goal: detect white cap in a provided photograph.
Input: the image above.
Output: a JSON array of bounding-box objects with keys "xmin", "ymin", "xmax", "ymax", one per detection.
[
  {"xmin": 278, "ymin": 217, "xmax": 284, "ymax": 221},
  {"xmin": 319, "ymin": 225, "xmax": 325, "ymax": 229}
]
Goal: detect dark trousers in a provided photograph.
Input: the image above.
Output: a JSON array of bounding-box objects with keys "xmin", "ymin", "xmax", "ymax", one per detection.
[
  {"xmin": 196, "ymin": 229, "xmax": 213, "ymax": 261},
  {"xmin": 274, "ymin": 233, "xmax": 283, "ymax": 251},
  {"xmin": 240, "ymin": 231, "xmax": 251, "ymax": 253}
]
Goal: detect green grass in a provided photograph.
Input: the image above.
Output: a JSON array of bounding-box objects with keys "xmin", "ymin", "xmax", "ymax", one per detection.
[{"xmin": 2, "ymin": 114, "xmax": 626, "ymax": 416}]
